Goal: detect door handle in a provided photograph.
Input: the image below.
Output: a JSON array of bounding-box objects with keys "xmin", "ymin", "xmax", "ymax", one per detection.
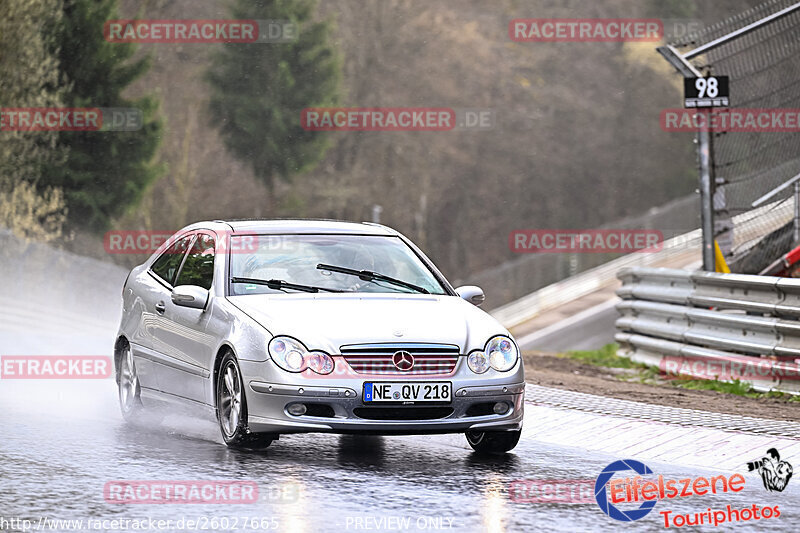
[{"xmin": 155, "ymin": 301, "xmax": 166, "ymax": 314}]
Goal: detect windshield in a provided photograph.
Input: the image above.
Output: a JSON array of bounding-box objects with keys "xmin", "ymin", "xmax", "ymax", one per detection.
[{"xmin": 228, "ymin": 234, "xmax": 449, "ymax": 295}]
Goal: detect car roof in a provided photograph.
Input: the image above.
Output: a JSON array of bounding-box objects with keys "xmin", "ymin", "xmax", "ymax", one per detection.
[{"xmin": 183, "ymin": 219, "xmax": 398, "ymax": 236}]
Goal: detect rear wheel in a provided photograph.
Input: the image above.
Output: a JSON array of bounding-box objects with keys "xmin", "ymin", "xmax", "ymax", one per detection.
[
  {"xmin": 216, "ymin": 351, "xmax": 274, "ymax": 450},
  {"xmin": 118, "ymin": 344, "xmax": 144, "ymax": 421},
  {"xmin": 465, "ymin": 429, "xmax": 521, "ymax": 455}
]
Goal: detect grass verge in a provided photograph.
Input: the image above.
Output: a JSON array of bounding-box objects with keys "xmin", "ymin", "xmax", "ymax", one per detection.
[{"xmin": 561, "ymin": 343, "xmax": 800, "ymax": 402}]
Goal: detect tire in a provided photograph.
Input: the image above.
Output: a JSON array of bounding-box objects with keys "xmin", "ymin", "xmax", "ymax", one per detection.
[
  {"xmin": 465, "ymin": 429, "xmax": 521, "ymax": 455},
  {"xmin": 216, "ymin": 351, "xmax": 274, "ymax": 450},
  {"xmin": 118, "ymin": 343, "xmax": 145, "ymax": 422}
]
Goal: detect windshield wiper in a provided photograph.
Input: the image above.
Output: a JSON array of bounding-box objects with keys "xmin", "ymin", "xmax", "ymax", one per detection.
[
  {"xmin": 316, "ymin": 263, "xmax": 430, "ymax": 294},
  {"xmin": 230, "ymin": 277, "xmax": 346, "ymax": 293}
]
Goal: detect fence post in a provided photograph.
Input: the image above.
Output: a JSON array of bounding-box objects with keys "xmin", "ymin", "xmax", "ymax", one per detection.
[
  {"xmin": 699, "ymin": 126, "xmax": 716, "ymax": 270},
  {"xmin": 657, "ymin": 45, "xmax": 716, "ymax": 270}
]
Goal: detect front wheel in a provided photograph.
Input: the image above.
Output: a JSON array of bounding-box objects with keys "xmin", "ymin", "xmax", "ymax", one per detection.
[
  {"xmin": 216, "ymin": 351, "xmax": 274, "ymax": 450},
  {"xmin": 465, "ymin": 429, "xmax": 521, "ymax": 455}
]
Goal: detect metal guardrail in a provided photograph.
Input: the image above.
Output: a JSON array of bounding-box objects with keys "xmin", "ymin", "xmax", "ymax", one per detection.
[{"xmin": 615, "ymin": 267, "xmax": 800, "ymax": 394}]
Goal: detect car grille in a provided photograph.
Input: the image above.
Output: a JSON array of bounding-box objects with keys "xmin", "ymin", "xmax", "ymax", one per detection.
[{"xmin": 340, "ymin": 343, "xmax": 460, "ymax": 375}]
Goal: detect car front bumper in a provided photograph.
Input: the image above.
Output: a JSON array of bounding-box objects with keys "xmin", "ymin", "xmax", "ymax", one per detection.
[{"xmin": 241, "ymin": 375, "xmax": 525, "ymax": 435}]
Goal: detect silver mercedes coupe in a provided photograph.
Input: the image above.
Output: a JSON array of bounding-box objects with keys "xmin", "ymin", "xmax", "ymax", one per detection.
[{"xmin": 114, "ymin": 220, "xmax": 524, "ymax": 454}]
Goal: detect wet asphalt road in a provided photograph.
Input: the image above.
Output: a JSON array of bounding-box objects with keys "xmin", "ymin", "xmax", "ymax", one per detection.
[{"xmin": 2, "ymin": 316, "xmax": 800, "ymax": 533}]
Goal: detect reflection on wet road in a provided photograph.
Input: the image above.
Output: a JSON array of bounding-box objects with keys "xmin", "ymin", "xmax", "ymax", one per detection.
[{"xmin": 1, "ymin": 376, "xmax": 799, "ymax": 533}]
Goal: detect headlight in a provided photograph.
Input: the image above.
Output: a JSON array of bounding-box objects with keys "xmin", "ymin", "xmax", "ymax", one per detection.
[
  {"xmin": 486, "ymin": 336, "xmax": 518, "ymax": 371},
  {"xmin": 467, "ymin": 336, "xmax": 518, "ymax": 374},
  {"xmin": 468, "ymin": 350, "xmax": 490, "ymax": 374},
  {"xmin": 268, "ymin": 336, "xmax": 334, "ymax": 374}
]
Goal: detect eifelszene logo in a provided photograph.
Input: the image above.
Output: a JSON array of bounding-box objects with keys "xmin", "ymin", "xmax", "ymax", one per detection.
[{"xmin": 595, "ymin": 457, "xmax": 785, "ymax": 528}]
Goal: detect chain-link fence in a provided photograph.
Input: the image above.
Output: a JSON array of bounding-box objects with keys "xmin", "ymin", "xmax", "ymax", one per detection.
[{"xmin": 671, "ymin": 0, "xmax": 800, "ymax": 273}]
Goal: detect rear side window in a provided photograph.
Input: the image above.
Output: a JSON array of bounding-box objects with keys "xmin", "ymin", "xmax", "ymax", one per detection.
[
  {"xmin": 151, "ymin": 235, "xmax": 193, "ymax": 285},
  {"xmin": 175, "ymin": 233, "xmax": 216, "ymax": 290}
]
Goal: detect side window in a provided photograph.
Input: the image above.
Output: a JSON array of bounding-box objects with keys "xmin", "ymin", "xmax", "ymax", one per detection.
[
  {"xmin": 151, "ymin": 235, "xmax": 194, "ymax": 285},
  {"xmin": 175, "ymin": 233, "xmax": 216, "ymax": 290}
]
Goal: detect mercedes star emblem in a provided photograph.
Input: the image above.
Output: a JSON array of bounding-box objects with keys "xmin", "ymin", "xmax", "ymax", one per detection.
[{"xmin": 392, "ymin": 350, "xmax": 415, "ymax": 371}]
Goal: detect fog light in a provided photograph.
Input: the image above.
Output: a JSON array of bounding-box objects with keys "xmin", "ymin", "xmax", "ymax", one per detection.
[
  {"xmin": 493, "ymin": 402, "xmax": 509, "ymax": 415},
  {"xmin": 287, "ymin": 403, "xmax": 307, "ymax": 416}
]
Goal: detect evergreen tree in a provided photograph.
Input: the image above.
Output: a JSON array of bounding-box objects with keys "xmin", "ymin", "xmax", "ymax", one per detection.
[
  {"xmin": 0, "ymin": 0, "xmax": 68, "ymax": 241},
  {"xmin": 207, "ymin": 0, "xmax": 341, "ymax": 187},
  {"xmin": 43, "ymin": 0, "xmax": 164, "ymax": 231}
]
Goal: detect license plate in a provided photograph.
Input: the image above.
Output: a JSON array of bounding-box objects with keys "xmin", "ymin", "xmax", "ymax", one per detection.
[{"xmin": 363, "ymin": 382, "xmax": 451, "ymax": 403}]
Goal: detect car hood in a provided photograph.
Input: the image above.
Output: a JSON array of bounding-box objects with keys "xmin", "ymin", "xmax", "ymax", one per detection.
[{"xmin": 226, "ymin": 293, "xmax": 508, "ymax": 354}]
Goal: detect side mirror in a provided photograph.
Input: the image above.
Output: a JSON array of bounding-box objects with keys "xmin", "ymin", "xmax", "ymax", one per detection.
[
  {"xmin": 455, "ymin": 285, "xmax": 485, "ymax": 307},
  {"xmin": 171, "ymin": 285, "xmax": 209, "ymax": 310}
]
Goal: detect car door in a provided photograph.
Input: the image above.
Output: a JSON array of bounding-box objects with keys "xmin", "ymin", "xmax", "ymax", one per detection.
[
  {"xmin": 151, "ymin": 232, "xmax": 217, "ymax": 404},
  {"xmin": 132, "ymin": 233, "xmax": 194, "ymax": 393}
]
